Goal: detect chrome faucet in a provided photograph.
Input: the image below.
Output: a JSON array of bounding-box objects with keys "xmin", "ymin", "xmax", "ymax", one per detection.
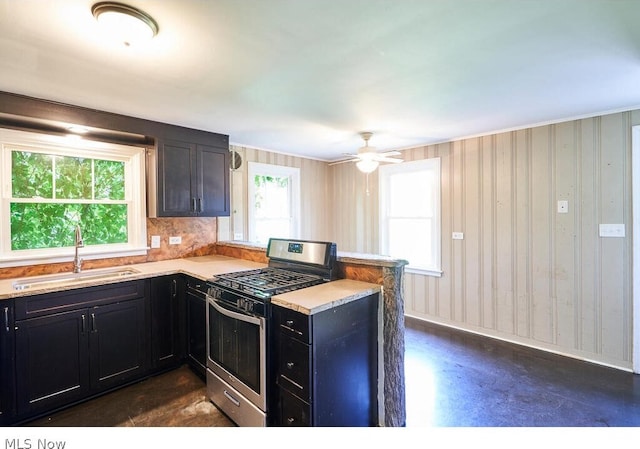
[{"xmin": 73, "ymin": 225, "xmax": 84, "ymax": 273}]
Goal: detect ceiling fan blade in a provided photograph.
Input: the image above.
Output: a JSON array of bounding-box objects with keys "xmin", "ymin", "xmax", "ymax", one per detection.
[
  {"xmin": 380, "ymin": 150, "xmax": 401, "ymax": 156},
  {"xmin": 375, "ymin": 156, "xmax": 403, "ymax": 163},
  {"xmin": 328, "ymin": 158, "xmax": 358, "ymax": 166}
]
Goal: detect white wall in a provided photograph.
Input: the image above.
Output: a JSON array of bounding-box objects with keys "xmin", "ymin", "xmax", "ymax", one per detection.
[
  {"xmin": 329, "ymin": 110, "xmax": 640, "ymax": 371},
  {"xmin": 218, "ymin": 145, "xmax": 332, "ymax": 243}
]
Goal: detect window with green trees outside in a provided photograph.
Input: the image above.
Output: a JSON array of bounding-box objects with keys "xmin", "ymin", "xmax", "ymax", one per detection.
[
  {"xmin": 10, "ymin": 150, "xmax": 128, "ymax": 250},
  {"xmin": 1, "ymin": 128, "xmax": 148, "ymax": 265}
]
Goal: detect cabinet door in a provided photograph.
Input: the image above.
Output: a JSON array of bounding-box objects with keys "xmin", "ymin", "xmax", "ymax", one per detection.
[
  {"xmin": 88, "ymin": 298, "xmax": 147, "ymax": 391},
  {"xmin": 195, "ymin": 144, "xmax": 229, "ymax": 217},
  {"xmin": 15, "ymin": 309, "xmax": 90, "ymax": 416},
  {"xmin": 150, "ymin": 275, "xmax": 184, "ymax": 371},
  {"xmin": 0, "ymin": 302, "xmax": 15, "ymax": 424},
  {"xmin": 186, "ymin": 283, "xmax": 207, "ymax": 378},
  {"xmin": 157, "ymin": 140, "xmax": 196, "ymax": 216}
]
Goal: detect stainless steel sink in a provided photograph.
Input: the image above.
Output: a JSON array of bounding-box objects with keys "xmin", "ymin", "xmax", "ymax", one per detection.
[{"xmin": 12, "ymin": 267, "xmax": 141, "ymax": 291}]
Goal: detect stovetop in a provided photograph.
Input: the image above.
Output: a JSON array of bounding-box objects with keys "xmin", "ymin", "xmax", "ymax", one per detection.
[{"xmin": 208, "ymin": 267, "xmax": 325, "ymax": 299}]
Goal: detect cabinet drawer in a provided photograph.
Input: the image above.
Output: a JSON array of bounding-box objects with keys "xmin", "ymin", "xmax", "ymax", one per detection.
[
  {"xmin": 273, "ymin": 307, "xmax": 311, "ymax": 343},
  {"xmin": 15, "ymin": 280, "xmax": 145, "ymax": 320},
  {"xmin": 277, "ymin": 336, "xmax": 310, "ymax": 401},
  {"xmin": 279, "ymin": 388, "xmax": 310, "ymax": 427}
]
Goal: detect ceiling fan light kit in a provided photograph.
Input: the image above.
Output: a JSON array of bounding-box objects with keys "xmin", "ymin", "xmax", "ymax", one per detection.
[
  {"xmin": 356, "ymin": 159, "xmax": 379, "ymax": 174},
  {"xmin": 329, "ymin": 131, "xmax": 403, "ymax": 173}
]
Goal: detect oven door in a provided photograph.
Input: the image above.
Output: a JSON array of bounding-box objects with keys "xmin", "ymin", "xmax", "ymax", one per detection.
[{"xmin": 206, "ymin": 295, "xmax": 266, "ymax": 423}]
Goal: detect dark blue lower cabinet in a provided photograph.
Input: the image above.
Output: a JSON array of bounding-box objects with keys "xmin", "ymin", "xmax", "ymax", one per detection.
[
  {"xmin": 11, "ymin": 281, "xmax": 148, "ymax": 423},
  {"xmin": 271, "ymin": 293, "xmax": 379, "ymax": 427},
  {"xmin": 0, "ymin": 301, "xmax": 15, "ymax": 425}
]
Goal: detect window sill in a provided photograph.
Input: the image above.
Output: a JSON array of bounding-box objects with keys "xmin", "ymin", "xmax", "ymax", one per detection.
[
  {"xmin": 405, "ymin": 267, "xmax": 443, "ymax": 277},
  {"xmin": 0, "ymin": 246, "xmax": 149, "ymax": 269}
]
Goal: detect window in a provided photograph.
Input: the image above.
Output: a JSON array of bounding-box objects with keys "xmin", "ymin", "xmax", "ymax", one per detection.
[
  {"xmin": 1, "ymin": 128, "xmax": 147, "ymax": 267},
  {"xmin": 247, "ymin": 162, "xmax": 300, "ymax": 244},
  {"xmin": 379, "ymin": 158, "xmax": 441, "ymax": 276}
]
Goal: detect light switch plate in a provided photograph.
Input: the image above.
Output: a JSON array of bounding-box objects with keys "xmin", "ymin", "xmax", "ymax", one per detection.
[
  {"xmin": 169, "ymin": 236, "xmax": 182, "ymax": 245},
  {"xmin": 452, "ymin": 232, "xmax": 464, "ymax": 240},
  {"xmin": 599, "ymin": 224, "xmax": 625, "ymax": 238},
  {"xmin": 150, "ymin": 235, "xmax": 161, "ymax": 248}
]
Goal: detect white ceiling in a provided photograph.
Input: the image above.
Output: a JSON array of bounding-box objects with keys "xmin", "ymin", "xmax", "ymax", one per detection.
[{"xmin": 1, "ymin": 0, "xmax": 640, "ymax": 161}]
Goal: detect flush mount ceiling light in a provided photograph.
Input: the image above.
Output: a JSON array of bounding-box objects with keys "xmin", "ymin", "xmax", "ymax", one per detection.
[{"xmin": 91, "ymin": 2, "xmax": 159, "ymax": 46}]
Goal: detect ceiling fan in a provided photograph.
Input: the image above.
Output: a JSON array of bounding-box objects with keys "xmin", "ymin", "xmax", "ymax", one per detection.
[{"xmin": 329, "ymin": 132, "xmax": 403, "ymax": 173}]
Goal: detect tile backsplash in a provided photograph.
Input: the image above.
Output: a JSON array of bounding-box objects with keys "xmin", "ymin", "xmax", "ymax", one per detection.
[{"xmin": 0, "ymin": 217, "xmax": 218, "ymax": 280}]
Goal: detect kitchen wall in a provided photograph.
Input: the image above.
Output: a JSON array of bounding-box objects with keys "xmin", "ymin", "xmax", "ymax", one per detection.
[
  {"xmin": 329, "ymin": 110, "xmax": 640, "ymax": 371},
  {"xmin": 0, "ymin": 217, "xmax": 218, "ymax": 280},
  {"xmin": 5, "ymin": 102, "xmax": 637, "ymax": 371},
  {"xmin": 3, "ymin": 142, "xmax": 330, "ymax": 280},
  {"xmin": 218, "ymin": 144, "xmax": 331, "ymax": 243}
]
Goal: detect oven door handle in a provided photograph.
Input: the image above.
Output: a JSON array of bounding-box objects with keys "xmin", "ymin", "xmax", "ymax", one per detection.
[{"xmin": 208, "ymin": 296, "xmax": 263, "ymax": 326}]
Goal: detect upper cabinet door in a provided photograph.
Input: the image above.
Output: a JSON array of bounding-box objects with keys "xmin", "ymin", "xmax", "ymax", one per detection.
[
  {"xmin": 196, "ymin": 144, "xmax": 230, "ymax": 217},
  {"xmin": 155, "ymin": 139, "xmax": 230, "ymax": 217},
  {"xmin": 157, "ymin": 140, "xmax": 196, "ymax": 217}
]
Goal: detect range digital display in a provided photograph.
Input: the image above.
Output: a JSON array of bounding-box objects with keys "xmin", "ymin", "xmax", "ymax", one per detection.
[{"xmin": 288, "ymin": 242, "xmax": 303, "ymax": 254}]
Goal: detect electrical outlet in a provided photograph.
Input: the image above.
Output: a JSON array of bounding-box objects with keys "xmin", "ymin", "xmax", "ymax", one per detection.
[
  {"xmin": 452, "ymin": 232, "xmax": 464, "ymax": 240},
  {"xmin": 599, "ymin": 224, "xmax": 625, "ymax": 238},
  {"xmin": 557, "ymin": 200, "xmax": 569, "ymax": 214},
  {"xmin": 169, "ymin": 236, "xmax": 182, "ymax": 245},
  {"xmin": 150, "ymin": 235, "xmax": 160, "ymax": 248}
]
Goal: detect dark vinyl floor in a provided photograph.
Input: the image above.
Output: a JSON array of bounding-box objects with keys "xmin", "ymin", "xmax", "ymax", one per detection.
[
  {"xmin": 27, "ymin": 318, "xmax": 640, "ymax": 427},
  {"xmin": 405, "ymin": 317, "xmax": 640, "ymax": 427}
]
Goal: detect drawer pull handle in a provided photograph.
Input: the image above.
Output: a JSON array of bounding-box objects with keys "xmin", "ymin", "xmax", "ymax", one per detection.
[
  {"xmin": 223, "ymin": 390, "xmax": 241, "ymax": 407},
  {"xmin": 287, "ymin": 417, "xmax": 295, "ymax": 424},
  {"xmin": 286, "ymin": 362, "xmax": 295, "ymax": 369},
  {"xmin": 3, "ymin": 307, "xmax": 9, "ymax": 333},
  {"xmin": 282, "ymin": 320, "xmax": 303, "ymax": 336},
  {"xmin": 281, "ymin": 374, "xmax": 305, "ymax": 391},
  {"xmin": 91, "ymin": 313, "xmax": 97, "ymax": 332},
  {"xmin": 81, "ymin": 314, "xmax": 87, "ymax": 333}
]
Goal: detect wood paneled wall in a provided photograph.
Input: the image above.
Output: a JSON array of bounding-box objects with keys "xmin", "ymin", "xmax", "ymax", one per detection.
[
  {"xmin": 219, "ymin": 145, "xmax": 332, "ymax": 242},
  {"xmin": 329, "ymin": 110, "xmax": 640, "ymax": 371}
]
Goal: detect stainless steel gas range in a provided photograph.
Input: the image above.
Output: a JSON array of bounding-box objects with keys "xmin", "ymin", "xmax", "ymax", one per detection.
[{"xmin": 205, "ymin": 238, "xmax": 337, "ymax": 426}]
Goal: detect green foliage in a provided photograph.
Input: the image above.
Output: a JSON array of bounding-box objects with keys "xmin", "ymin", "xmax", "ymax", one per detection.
[
  {"xmin": 9, "ymin": 150, "xmax": 128, "ymax": 251},
  {"xmin": 95, "ymin": 160, "xmax": 125, "ymax": 200},
  {"xmin": 10, "ymin": 203, "xmax": 128, "ymax": 250},
  {"xmin": 55, "ymin": 156, "xmax": 92, "ymax": 199},
  {"xmin": 253, "ymin": 175, "xmax": 289, "ymax": 212},
  {"xmin": 254, "ymin": 175, "xmax": 289, "ymax": 189},
  {"xmin": 12, "ymin": 151, "xmax": 53, "ymax": 198}
]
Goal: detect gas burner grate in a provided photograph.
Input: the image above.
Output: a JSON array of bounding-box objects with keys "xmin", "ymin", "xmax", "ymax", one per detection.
[{"xmin": 209, "ymin": 267, "xmax": 324, "ymax": 298}]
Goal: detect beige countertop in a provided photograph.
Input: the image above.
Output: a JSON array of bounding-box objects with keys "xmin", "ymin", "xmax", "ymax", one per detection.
[
  {"xmin": 0, "ymin": 255, "xmax": 381, "ymax": 314},
  {"xmin": 271, "ymin": 279, "xmax": 382, "ymax": 315},
  {"xmin": 0, "ymin": 255, "xmax": 266, "ymax": 300}
]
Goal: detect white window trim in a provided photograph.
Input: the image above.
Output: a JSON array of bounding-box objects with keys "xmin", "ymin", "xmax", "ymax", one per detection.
[
  {"xmin": 379, "ymin": 157, "xmax": 442, "ymax": 277},
  {"xmin": 0, "ymin": 128, "xmax": 147, "ymax": 268},
  {"xmin": 247, "ymin": 161, "xmax": 300, "ymax": 243}
]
